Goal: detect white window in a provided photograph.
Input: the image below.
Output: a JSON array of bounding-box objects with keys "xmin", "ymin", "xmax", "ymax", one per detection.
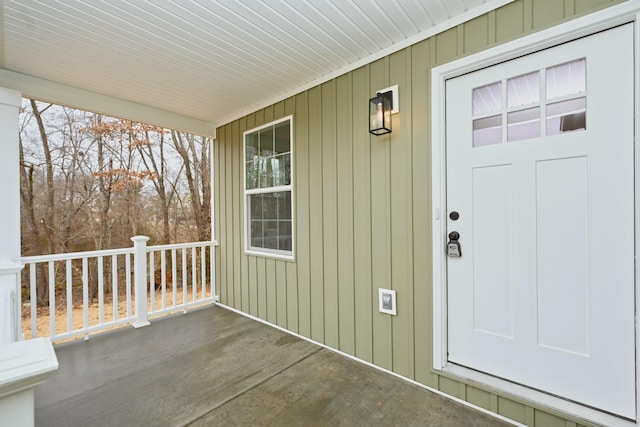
[{"xmin": 244, "ymin": 116, "xmax": 293, "ymax": 259}]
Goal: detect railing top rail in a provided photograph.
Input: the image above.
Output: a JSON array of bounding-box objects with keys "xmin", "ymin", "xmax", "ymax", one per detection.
[
  {"xmin": 21, "ymin": 247, "xmax": 135, "ymax": 263},
  {"xmin": 147, "ymin": 240, "xmax": 219, "ymax": 252}
]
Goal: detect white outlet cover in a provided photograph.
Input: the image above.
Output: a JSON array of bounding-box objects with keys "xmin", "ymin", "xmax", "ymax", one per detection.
[{"xmin": 378, "ymin": 288, "xmax": 397, "ymax": 315}]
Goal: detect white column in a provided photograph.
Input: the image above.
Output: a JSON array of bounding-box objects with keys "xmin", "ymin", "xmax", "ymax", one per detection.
[
  {"xmin": 131, "ymin": 235, "xmax": 150, "ymax": 328},
  {"xmin": 0, "ymin": 88, "xmax": 23, "ymax": 344}
]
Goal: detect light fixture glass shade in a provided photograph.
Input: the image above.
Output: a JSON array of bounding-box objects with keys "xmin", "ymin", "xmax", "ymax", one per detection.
[{"xmin": 369, "ymin": 91, "xmax": 392, "ymax": 135}]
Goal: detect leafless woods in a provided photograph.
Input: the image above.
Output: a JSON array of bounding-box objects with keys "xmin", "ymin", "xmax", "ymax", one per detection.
[{"xmin": 19, "ymin": 100, "xmax": 212, "ymax": 256}]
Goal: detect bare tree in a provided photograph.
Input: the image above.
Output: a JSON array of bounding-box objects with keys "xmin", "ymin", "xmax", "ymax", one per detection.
[{"xmin": 171, "ymin": 131, "xmax": 211, "ymax": 241}]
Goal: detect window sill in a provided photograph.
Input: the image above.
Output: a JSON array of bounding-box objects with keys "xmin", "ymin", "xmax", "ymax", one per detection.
[{"xmin": 244, "ymin": 249, "xmax": 294, "ymax": 262}]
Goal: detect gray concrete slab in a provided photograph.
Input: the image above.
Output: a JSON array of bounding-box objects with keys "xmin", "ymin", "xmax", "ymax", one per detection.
[{"xmin": 34, "ymin": 305, "xmax": 513, "ymax": 427}]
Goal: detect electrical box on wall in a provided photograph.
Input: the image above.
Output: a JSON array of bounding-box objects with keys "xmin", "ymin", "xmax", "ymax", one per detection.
[{"xmin": 378, "ymin": 288, "xmax": 396, "ymax": 315}]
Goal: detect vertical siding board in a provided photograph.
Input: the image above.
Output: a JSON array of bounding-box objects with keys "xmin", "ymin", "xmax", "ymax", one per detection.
[
  {"xmin": 370, "ymin": 57, "xmax": 393, "ymax": 370},
  {"xmin": 352, "ymin": 65, "xmax": 374, "ymax": 362},
  {"xmin": 463, "ymin": 14, "xmax": 490, "ymax": 54},
  {"xmin": 248, "ymin": 256, "xmax": 258, "ymax": 316},
  {"xmin": 295, "ymin": 91, "xmax": 312, "ymax": 338},
  {"xmin": 266, "ymin": 259, "xmax": 277, "ymax": 324},
  {"xmin": 411, "ymin": 39, "xmax": 435, "ymax": 387},
  {"xmin": 565, "ymin": 0, "xmax": 576, "ymax": 16},
  {"xmin": 467, "ymin": 386, "xmax": 491, "ymax": 410},
  {"xmin": 435, "ymin": 27, "xmax": 459, "ymax": 65},
  {"xmin": 308, "ymin": 85, "xmax": 325, "ymax": 342},
  {"xmin": 336, "ymin": 73, "xmax": 355, "ymax": 355},
  {"xmin": 533, "ymin": 0, "xmax": 566, "ymax": 29},
  {"xmin": 263, "ymin": 105, "xmax": 274, "ymax": 124},
  {"xmin": 321, "ymin": 81, "xmax": 340, "ymax": 349},
  {"xmin": 575, "ymin": 0, "xmax": 619, "ymax": 14},
  {"xmin": 286, "ymin": 262, "xmax": 299, "ymax": 332},
  {"xmin": 534, "ymin": 411, "xmax": 568, "ymax": 427},
  {"xmin": 389, "ymin": 48, "xmax": 414, "ymax": 379},
  {"xmin": 497, "ymin": 397, "xmax": 527, "ymax": 425},
  {"xmin": 255, "ymin": 110, "xmax": 264, "ymax": 129},
  {"xmin": 487, "ymin": 11, "xmax": 497, "ymax": 45},
  {"xmin": 231, "ymin": 120, "xmax": 242, "ymax": 309},
  {"xmin": 439, "ymin": 377, "xmax": 465, "ymax": 399},
  {"xmin": 257, "ymin": 257, "xmax": 267, "ymax": 319},
  {"xmin": 274, "ymin": 101, "xmax": 285, "ymax": 120},
  {"xmin": 496, "ymin": 0, "xmax": 526, "ymax": 43},
  {"xmin": 238, "ymin": 117, "xmax": 250, "ymax": 312},
  {"xmin": 276, "ymin": 261, "xmax": 287, "ymax": 327}
]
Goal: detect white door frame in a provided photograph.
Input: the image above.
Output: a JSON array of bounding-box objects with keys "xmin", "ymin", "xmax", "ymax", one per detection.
[{"xmin": 431, "ymin": 3, "xmax": 640, "ymax": 425}]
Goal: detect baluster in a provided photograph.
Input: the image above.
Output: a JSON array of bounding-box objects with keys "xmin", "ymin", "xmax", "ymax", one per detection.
[
  {"xmin": 66, "ymin": 260, "xmax": 72, "ymax": 334},
  {"xmin": 29, "ymin": 263, "xmax": 37, "ymax": 338}
]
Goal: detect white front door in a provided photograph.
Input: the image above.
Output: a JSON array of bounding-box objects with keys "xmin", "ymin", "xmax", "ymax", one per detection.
[{"xmin": 446, "ymin": 24, "xmax": 635, "ymax": 418}]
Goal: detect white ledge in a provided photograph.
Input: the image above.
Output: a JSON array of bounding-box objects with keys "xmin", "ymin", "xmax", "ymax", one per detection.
[{"xmin": 0, "ymin": 338, "xmax": 58, "ymax": 398}]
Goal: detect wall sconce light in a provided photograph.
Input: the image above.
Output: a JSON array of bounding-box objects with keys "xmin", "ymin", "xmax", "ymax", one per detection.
[{"xmin": 369, "ymin": 84, "xmax": 399, "ymax": 136}]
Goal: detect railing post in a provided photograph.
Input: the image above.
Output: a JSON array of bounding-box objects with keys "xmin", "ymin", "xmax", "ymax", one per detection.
[{"xmin": 131, "ymin": 236, "xmax": 150, "ymax": 328}]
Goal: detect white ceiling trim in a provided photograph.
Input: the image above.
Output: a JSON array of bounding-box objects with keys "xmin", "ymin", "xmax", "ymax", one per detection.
[
  {"xmin": 214, "ymin": 0, "xmax": 515, "ymax": 128},
  {"xmin": 0, "ymin": 69, "xmax": 216, "ymax": 137}
]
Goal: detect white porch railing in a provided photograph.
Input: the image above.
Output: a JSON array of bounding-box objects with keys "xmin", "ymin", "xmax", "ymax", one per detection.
[{"xmin": 20, "ymin": 237, "xmax": 218, "ymax": 343}]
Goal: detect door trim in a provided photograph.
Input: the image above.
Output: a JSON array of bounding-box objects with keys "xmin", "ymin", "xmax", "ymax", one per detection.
[{"xmin": 431, "ymin": 3, "xmax": 640, "ymax": 425}]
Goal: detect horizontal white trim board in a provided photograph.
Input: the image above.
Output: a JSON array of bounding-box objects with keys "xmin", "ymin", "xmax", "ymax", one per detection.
[
  {"xmin": 214, "ymin": 302, "xmax": 524, "ymax": 427},
  {"xmin": 0, "ymin": 69, "xmax": 216, "ymax": 137}
]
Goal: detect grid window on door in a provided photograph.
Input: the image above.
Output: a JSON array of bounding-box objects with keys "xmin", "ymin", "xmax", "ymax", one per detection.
[
  {"xmin": 472, "ymin": 58, "xmax": 586, "ymax": 147},
  {"xmin": 244, "ymin": 116, "xmax": 293, "ymax": 258}
]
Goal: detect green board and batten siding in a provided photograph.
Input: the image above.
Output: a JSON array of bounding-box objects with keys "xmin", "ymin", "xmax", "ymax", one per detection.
[{"xmin": 214, "ymin": 1, "xmax": 626, "ymax": 426}]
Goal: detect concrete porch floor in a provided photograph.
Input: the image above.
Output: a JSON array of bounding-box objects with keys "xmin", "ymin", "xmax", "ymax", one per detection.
[{"xmin": 35, "ymin": 305, "xmax": 514, "ymax": 426}]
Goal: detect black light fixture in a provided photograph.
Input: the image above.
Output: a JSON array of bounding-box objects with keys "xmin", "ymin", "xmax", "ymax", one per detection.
[{"xmin": 369, "ymin": 91, "xmax": 393, "ymax": 135}]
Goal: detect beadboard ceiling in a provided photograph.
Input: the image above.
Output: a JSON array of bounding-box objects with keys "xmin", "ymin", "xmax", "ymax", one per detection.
[{"xmin": 1, "ymin": 0, "xmax": 510, "ymax": 129}]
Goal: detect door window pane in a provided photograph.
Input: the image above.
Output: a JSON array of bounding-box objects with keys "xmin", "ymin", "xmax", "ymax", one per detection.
[
  {"xmin": 473, "ymin": 82, "xmax": 502, "ymax": 116},
  {"xmin": 508, "ymin": 71, "xmax": 540, "ymax": 108},
  {"xmin": 473, "ymin": 115, "xmax": 502, "ymax": 147},
  {"xmin": 508, "ymin": 107, "xmax": 541, "ymax": 141},
  {"xmin": 547, "ymin": 97, "xmax": 586, "ymax": 136},
  {"xmin": 546, "ymin": 59, "xmax": 586, "ymax": 100}
]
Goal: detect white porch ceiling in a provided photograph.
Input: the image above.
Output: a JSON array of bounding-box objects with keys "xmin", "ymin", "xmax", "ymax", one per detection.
[{"xmin": 1, "ymin": 0, "xmax": 509, "ymax": 131}]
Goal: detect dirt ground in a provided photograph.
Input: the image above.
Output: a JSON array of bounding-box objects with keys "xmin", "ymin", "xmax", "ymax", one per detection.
[{"xmin": 21, "ymin": 288, "xmax": 211, "ymax": 342}]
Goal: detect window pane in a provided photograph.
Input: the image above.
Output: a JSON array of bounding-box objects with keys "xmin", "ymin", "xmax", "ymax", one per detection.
[
  {"xmin": 268, "ymin": 153, "xmax": 290, "ymax": 186},
  {"xmin": 248, "ymin": 191, "xmax": 292, "ymax": 253},
  {"xmin": 473, "ymin": 81, "xmax": 502, "ymax": 116},
  {"xmin": 507, "ymin": 107, "xmax": 540, "ymax": 142},
  {"xmin": 245, "ymin": 132, "xmax": 258, "ymax": 162},
  {"xmin": 547, "ymin": 97, "xmax": 586, "ymax": 136},
  {"xmin": 259, "ymin": 127, "xmax": 274, "ymax": 157},
  {"xmin": 281, "ymin": 191, "xmax": 292, "ymax": 219},
  {"xmin": 263, "ymin": 220, "xmax": 279, "ymax": 250},
  {"xmin": 250, "ymin": 220, "xmax": 263, "ymax": 248},
  {"xmin": 262, "ymin": 194, "xmax": 278, "ymax": 219},
  {"xmin": 250, "ymin": 193, "xmax": 263, "ymax": 218},
  {"xmin": 274, "ymin": 121, "xmax": 290, "ymax": 155},
  {"xmin": 546, "ymin": 59, "xmax": 586, "ymax": 100},
  {"xmin": 279, "ymin": 221, "xmax": 292, "ymax": 251},
  {"xmin": 246, "ymin": 161, "xmax": 258, "ymax": 189},
  {"xmin": 257, "ymin": 157, "xmax": 271, "ymax": 188},
  {"xmin": 508, "ymin": 71, "xmax": 539, "ymax": 108},
  {"xmin": 473, "ymin": 115, "xmax": 502, "ymax": 147}
]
